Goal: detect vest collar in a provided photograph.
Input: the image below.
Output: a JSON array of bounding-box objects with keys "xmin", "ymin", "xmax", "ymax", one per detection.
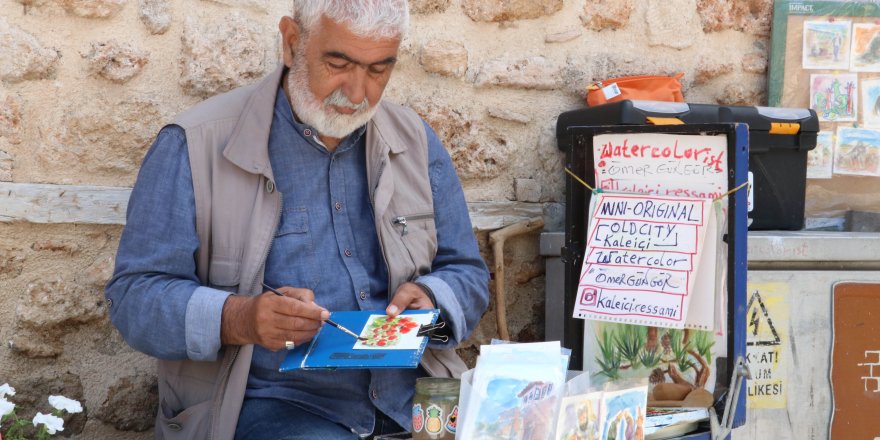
[{"xmin": 222, "ymin": 65, "xmax": 285, "ymax": 180}]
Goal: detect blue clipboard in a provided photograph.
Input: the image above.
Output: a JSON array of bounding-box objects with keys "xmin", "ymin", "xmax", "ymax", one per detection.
[{"xmin": 279, "ymin": 309, "xmax": 439, "ymax": 371}]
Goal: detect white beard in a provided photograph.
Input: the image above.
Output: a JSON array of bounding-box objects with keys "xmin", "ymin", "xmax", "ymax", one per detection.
[{"xmin": 286, "ymin": 47, "xmax": 380, "ymax": 140}]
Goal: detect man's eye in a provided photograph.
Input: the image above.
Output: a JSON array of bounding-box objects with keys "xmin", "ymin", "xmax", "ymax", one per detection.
[
  {"xmin": 328, "ymin": 62, "xmax": 349, "ymax": 70},
  {"xmin": 369, "ymin": 64, "xmax": 392, "ymax": 74}
]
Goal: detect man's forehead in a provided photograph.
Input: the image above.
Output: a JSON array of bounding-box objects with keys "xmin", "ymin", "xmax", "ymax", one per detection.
[{"xmin": 308, "ymin": 15, "xmax": 401, "ymax": 53}]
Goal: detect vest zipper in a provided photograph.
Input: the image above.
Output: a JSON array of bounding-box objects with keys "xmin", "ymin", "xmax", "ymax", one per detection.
[{"xmin": 391, "ymin": 213, "xmax": 434, "ymax": 236}]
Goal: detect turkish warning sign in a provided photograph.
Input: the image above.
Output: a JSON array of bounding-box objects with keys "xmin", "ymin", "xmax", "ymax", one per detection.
[{"xmin": 745, "ymin": 282, "xmax": 789, "ymax": 409}]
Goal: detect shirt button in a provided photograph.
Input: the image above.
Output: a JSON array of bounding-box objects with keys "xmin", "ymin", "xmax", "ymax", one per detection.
[
  {"xmin": 335, "ymin": 201, "xmax": 343, "ymax": 211},
  {"xmin": 344, "ymin": 249, "xmax": 353, "ymax": 257},
  {"xmin": 371, "ymin": 389, "xmax": 378, "ymax": 400},
  {"xmin": 359, "ymin": 291, "xmax": 367, "ymax": 300},
  {"xmin": 304, "ymin": 128, "xmax": 312, "ymax": 137}
]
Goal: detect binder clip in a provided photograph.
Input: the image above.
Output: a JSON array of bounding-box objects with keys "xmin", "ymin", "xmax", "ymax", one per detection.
[{"xmin": 417, "ymin": 321, "xmax": 449, "ymax": 343}]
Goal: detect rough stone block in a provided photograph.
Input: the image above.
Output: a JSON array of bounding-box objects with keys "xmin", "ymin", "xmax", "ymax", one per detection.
[
  {"xmin": 515, "ymin": 178, "xmax": 542, "ymax": 202},
  {"xmin": 82, "ymin": 40, "xmax": 149, "ymax": 83},
  {"xmin": 0, "ymin": 94, "xmax": 23, "ymax": 144},
  {"xmin": 0, "ymin": 246, "xmax": 25, "ymax": 278},
  {"xmin": 581, "ymin": 0, "xmax": 634, "ymax": 31},
  {"xmin": 0, "ymin": 18, "xmax": 60, "ymax": 83},
  {"xmin": 9, "ymin": 331, "xmax": 63, "ymax": 358},
  {"xmin": 717, "ymin": 82, "xmax": 765, "ymax": 106},
  {"xmin": 8, "ymin": 373, "xmax": 86, "ymax": 435},
  {"xmin": 474, "ymin": 56, "xmax": 560, "ymax": 90},
  {"xmin": 488, "ymin": 107, "xmax": 531, "ymax": 124},
  {"xmin": 420, "ymin": 39, "xmax": 468, "ymax": 78},
  {"xmin": 58, "ymin": 0, "xmax": 127, "ymax": 18},
  {"xmin": 95, "ymin": 373, "xmax": 158, "ymax": 432},
  {"xmin": 411, "ymin": 101, "xmax": 511, "ymax": 180},
  {"xmin": 202, "ymin": 0, "xmax": 268, "ymax": 13},
  {"xmin": 742, "ymin": 51, "xmax": 768, "ymax": 74},
  {"xmin": 179, "ymin": 13, "xmax": 268, "ymax": 97},
  {"xmin": 646, "ymin": 0, "xmax": 701, "ymax": 49},
  {"xmin": 697, "ymin": 0, "xmax": 773, "ymax": 36},
  {"xmin": 138, "ymin": 0, "xmax": 171, "ymax": 35},
  {"xmin": 0, "ymin": 149, "xmax": 11, "ymax": 181},
  {"xmin": 82, "ymin": 254, "xmax": 114, "ymax": 287},
  {"xmin": 48, "ymin": 95, "xmax": 165, "ymax": 180},
  {"xmin": 410, "ymin": 0, "xmax": 451, "ymax": 14},
  {"xmin": 694, "ymin": 60, "xmax": 735, "ymax": 84},
  {"xmin": 15, "ymin": 278, "xmax": 106, "ymax": 329},
  {"xmin": 545, "ymin": 27, "xmax": 583, "ymax": 44},
  {"xmin": 31, "ymin": 240, "xmax": 80, "ymax": 253},
  {"xmin": 462, "ymin": 0, "xmax": 563, "ymax": 22}
]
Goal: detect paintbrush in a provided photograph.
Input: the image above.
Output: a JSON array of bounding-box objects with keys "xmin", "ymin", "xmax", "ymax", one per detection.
[{"xmin": 261, "ymin": 282, "xmax": 367, "ymax": 341}]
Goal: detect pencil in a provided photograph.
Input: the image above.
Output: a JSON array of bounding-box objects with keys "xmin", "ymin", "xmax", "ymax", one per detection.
[{"xmin": 261, "ymin": 282, "xmax": 367, "ymax": 341}]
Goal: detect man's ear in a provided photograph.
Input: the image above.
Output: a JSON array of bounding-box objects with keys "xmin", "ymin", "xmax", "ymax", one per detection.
[{"xmin": 278, "ymin": 16, "xmax": 301, "ymax": 68}]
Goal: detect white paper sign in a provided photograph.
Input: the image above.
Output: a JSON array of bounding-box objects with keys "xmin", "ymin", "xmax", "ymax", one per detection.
[
  {"xmin": 574, "ymin": 193, "xmax": 715, "ymax": 329},
  {"xmin": 593, "ymin": 133, "xmax": 728, "ymax": 199}
]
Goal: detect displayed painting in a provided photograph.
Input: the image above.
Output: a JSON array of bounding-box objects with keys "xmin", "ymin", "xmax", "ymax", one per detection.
[
  {"xmin": 803, "ymin": 20, "xmax": 852, "ymax": 69},
  {"xmin": 834, "ymin": 126, "xmax": 880, "ymax": 176},
  {"xmin": 862, "ymin": 78, "xmax": 880, "ymax": 127},
  {"xmin": 600, "ymin": 387, "xmax": 648, "ymax": 440},
  {"xmin": 555, "ymin": 392, "xmax": 604, "ymax": 440},
  {"xmin": 807, "ymin": 131, "xmax": 834, "ymax": 179},
  {"xmin": 811, "ymin": 74, "xmax": 858, "ymax": 122},
  {"xmin": 851, "ymin": 23, "xmax": 880, "ymax": 72}
]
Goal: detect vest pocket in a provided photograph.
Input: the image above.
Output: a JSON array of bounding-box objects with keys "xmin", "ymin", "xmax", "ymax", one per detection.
[
  {"xmin": 207, "ymin": 254, "xmax": 241, "ymax": 290},
  {"xmin": 390, "ymin": 212, "xmax": 437, "ymax": 279}
]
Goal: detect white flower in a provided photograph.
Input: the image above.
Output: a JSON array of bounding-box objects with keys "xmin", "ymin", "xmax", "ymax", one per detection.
[
  {"xmin": 0, "ymin": 397, "xmax": 15, "ymax": 417},
  {"xmin": 0, "ymin": 383, "xmax": 15, "ymax": 398},
  {"xmin": 48, "ymin": 395, "xmax": 82, "ymax": 414},
  {"xmin": 33, "ymin": 412, "xmax": 65, "ymax": 435}
]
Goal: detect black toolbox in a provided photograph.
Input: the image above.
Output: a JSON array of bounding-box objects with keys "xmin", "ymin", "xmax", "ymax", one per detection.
[{"xmin": 556, "ymin": 100, "xmax": 819, "ymax": 230}]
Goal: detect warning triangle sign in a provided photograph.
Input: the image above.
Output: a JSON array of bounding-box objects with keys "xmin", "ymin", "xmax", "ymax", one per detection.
[{"xmin": 746, "ymin": 290, "xmax": 782, "ymax": 347}]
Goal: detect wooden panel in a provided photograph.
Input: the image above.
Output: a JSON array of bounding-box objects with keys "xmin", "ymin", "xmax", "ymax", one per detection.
[
  {"xmin": 0, "ymin": 182, "xmax": 543, "ymax": 230},
  {"xmin": 831, "ymin": 282, "xmax": 880, "ymax": 439},
  {"xmin": 0, "ymin": 182, "xmax": 131, "ymax": 224}
]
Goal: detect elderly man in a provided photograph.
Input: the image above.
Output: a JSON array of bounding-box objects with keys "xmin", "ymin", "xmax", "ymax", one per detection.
[{"xmin": 105, "ymin": 1, "xmax": 489, "ymax": 439}]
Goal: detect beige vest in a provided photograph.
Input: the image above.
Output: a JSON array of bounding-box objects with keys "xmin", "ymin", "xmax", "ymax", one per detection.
[{"xmin": 154, "ymin": 66, "xmax": 456, "ymax": 439}]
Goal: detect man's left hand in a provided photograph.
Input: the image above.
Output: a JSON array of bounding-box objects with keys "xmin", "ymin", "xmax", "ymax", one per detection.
[{"xmin": 386, "ymin": 282, "xmax": 434, "ymax": 317}]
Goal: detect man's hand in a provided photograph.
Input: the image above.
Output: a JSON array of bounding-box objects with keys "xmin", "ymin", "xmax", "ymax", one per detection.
[
  {"xmin": 386, "ymin": 282, "xmax": 434, "ymax": 318},
  {"xmin": 221, "ymin": 286, "xmax": 329, "ymax": 351}
]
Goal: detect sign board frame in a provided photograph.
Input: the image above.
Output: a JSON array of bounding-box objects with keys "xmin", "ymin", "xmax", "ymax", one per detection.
[{"xmin": 561, "ymin": 123, "xmax": 749, "ymax": 435}]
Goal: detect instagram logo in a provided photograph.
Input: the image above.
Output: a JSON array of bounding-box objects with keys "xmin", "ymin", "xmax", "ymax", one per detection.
[{"xmin": 580, "ymin": 288, "xmax": 598, "ymax": 306}]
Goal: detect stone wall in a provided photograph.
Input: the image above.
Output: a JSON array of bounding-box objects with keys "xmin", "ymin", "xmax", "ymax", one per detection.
[{"xmin": 0, "ymin": 0, "xmax": 770, "ymax": 437}]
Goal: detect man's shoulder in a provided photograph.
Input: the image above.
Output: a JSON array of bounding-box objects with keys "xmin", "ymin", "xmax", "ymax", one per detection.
[{"xmin": 173, "ymin": 82, "xmax": 261, "ymax": 130}]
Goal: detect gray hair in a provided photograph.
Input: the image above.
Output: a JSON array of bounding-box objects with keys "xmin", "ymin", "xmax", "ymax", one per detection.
[{"xmin": 292, "ymin": 0, "xmax": 409, "ymax": 39}]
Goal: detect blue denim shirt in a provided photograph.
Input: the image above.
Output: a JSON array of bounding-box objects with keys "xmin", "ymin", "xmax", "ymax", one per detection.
[{"xmin": 105, "ymin": 88, "xmax": 489, "ymax": 435}]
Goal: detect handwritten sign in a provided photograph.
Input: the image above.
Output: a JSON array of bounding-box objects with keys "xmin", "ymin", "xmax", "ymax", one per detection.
[
  {"xmin": 574, "ymin": 193, "xmax": 714, "ymax": 329},
  {"xmin": 593, "ymin": 133, "xmax": 728, "ymax": 199}
]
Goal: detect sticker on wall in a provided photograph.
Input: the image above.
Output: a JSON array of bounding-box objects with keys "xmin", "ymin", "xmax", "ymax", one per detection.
[
  {"xmin": 807, "ymin": 131, "xmax": 834, "ymax": 179},
  {"xmin": 803, "ymin": 20, "xmax": 852, "ymax": 70},
  {"xmin": 810, "ymin": 73, "xmax": 858, "ymax": 122},
  {"xmin": 745, "ymin": 283, "xmax": 789, "ymax": 409},
  {"xmin": 851, "ymin": 23, "xmax": 880, "ymax": 72},
  {"xmin": 834, "ymin": 126, "xmax": 880, "ymax": 176}
]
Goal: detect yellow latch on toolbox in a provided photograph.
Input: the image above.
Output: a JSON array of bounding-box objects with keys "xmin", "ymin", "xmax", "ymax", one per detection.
[
  {"xmin": 769, "ymin": 122, "xmax": 800, "ymax": 134},
  {"xmin": 646, "ymin": 117, "xmax": 684, "ymax": 125}
]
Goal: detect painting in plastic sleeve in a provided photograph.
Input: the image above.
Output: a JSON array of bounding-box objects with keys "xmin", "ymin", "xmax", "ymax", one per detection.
[
  {"xmin": 833, "ymin": 126, "xmax": 880, "ymax": 176},
  {"xmin": 849, "ymin": 22, "xmax": 880, "ymax": 72},
  {"xmin": 802, "ymin": 20, "xmax": 851, "ymax": 70},
  {"xmin": 810, "ymin": 73, "xmax": 858, "ymax": 122},
  {"xmin": 807, "ymin": 131, "xmax": 834, "ymax": 179}
]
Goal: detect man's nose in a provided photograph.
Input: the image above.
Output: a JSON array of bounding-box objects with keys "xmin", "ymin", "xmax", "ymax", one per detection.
[{"xmin": 342, "ymin": 67, "xmax": 368, "ymax": 106}]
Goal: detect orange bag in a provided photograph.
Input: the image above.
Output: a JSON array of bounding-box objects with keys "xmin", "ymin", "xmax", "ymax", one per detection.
[{"xmin": 586, "ymin": 73, "xmax": 685, "ymax": 107}]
